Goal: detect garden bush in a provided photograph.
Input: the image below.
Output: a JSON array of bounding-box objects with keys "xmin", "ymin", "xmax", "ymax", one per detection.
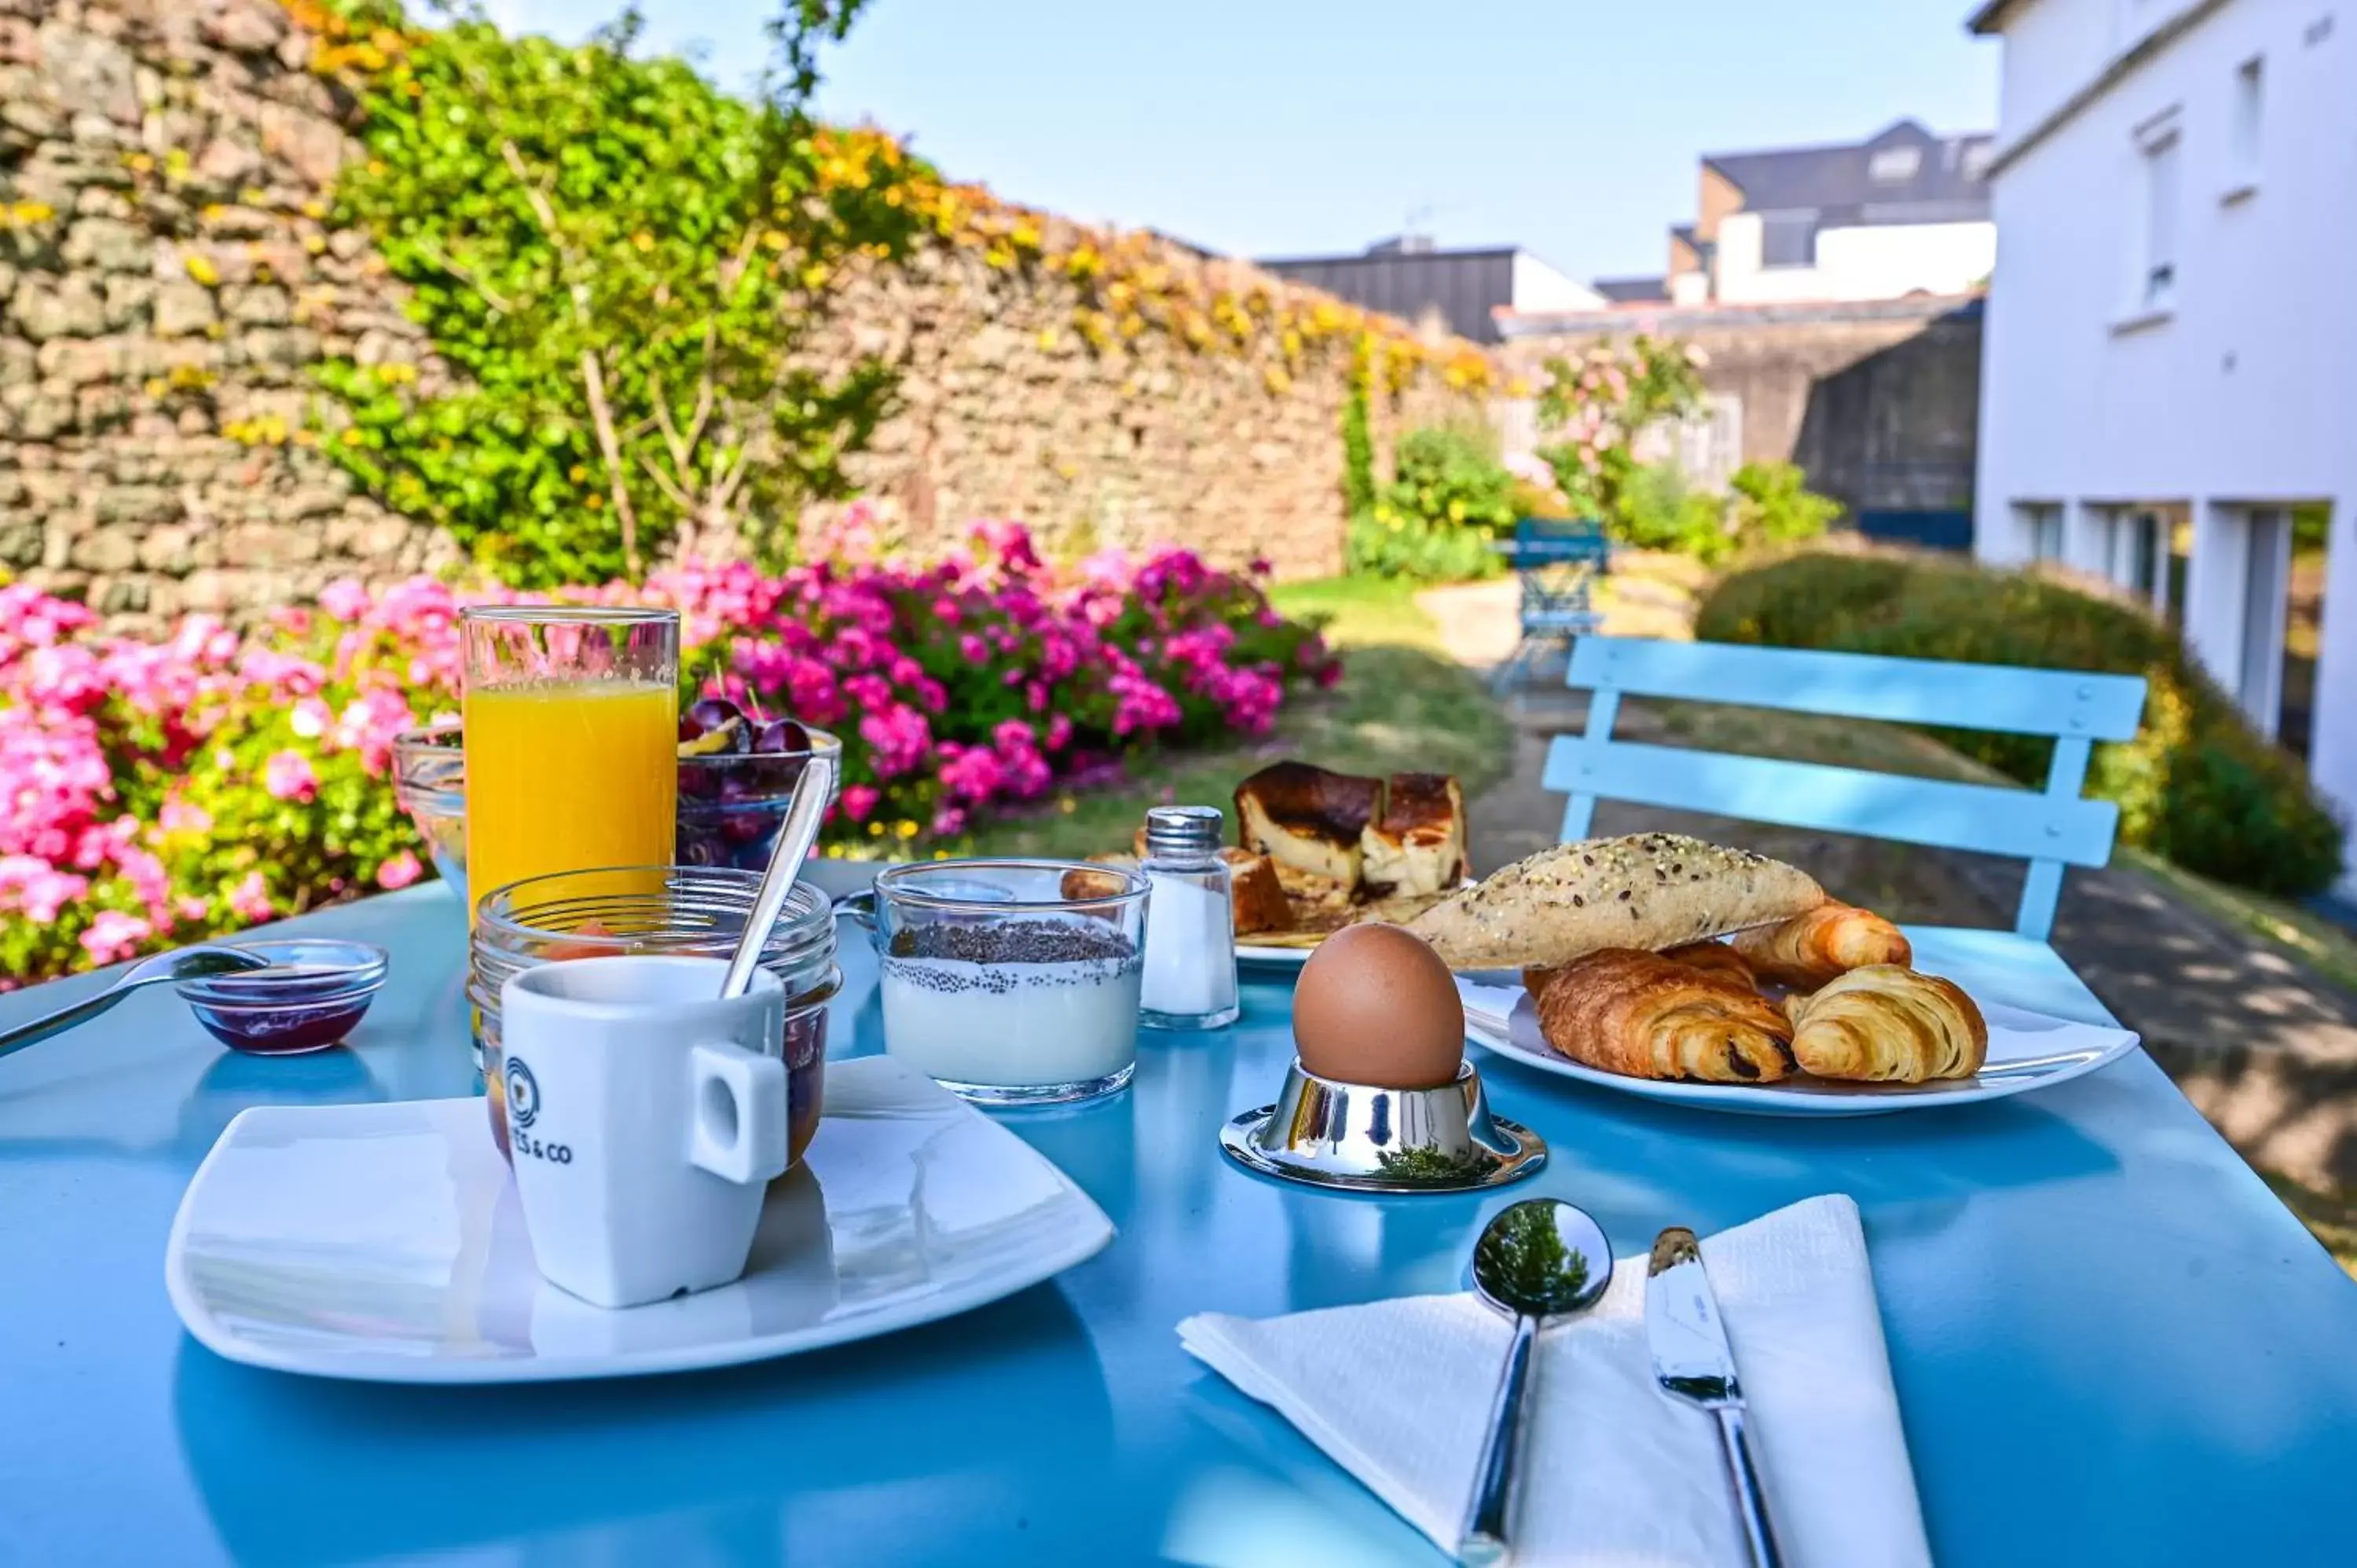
[
  {"xmin": 1696, "ymin": 552, "xmax": 2347, "ymax": 896},
  {"xmin": 0, "ymin": 518, "xmax": 1336, "ymax": 985},
  {"xmin": 1347, "ymin": 426, "xmax": 1514, "ymax": 582}
]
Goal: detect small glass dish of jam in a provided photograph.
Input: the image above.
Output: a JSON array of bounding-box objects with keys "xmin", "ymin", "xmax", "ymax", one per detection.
[{"xmin": 176, "ymin": 940, "xmax": 390, "ymax": 1055}]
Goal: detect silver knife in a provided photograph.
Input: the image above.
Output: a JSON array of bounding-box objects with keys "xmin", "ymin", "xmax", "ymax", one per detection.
[{"xmin": 1648, "ymin": 1228, "xmax": 1785, "ymax": 1568}]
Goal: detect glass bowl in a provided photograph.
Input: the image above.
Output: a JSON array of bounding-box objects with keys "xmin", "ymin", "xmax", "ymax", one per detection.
[
  {"xmin": 391, "ymin": 723, "xmax": 467, "ymax": 907},
  {"xmin": 390, "ymin": 720, "xmax": 844, "ymax": 896},
  {"xmin": 674, "ymin": 727, "xmax": 844, "ymax": 872},
  {"xmin": 177, "ymin": 940, "xmax": 390, "ymax": 1055},
  {"xmin": 470, "ymin": 866, "xmax": 839, "ymax": 1167}
]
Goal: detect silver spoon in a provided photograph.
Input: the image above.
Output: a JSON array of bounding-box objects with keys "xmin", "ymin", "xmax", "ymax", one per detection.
[
  {"xmin": 718, "ymin": 751, "xmax": 838, "ymax": 1000},
  {"xmin": 0, "ymin": 946, "xmax": 271, "ymax": 1064},
  {"xmin": 1458, "ymin": 1198, "xmax": 1615, "ymax": 1566}
]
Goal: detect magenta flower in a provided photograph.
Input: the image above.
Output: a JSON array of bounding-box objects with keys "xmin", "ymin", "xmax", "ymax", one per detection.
[
  {"xmin": 376, "ymin": 851, "xmax": 423, "ymax": 891},
  {"xmin": 262, "ymin": 749, "xmax": 318, "ymax": 803},
  {"xmin": 79, "ymin": 909, "xmax": 152, "ymax": 965},
  {"xmin": 226, "ymin": 872, "xmax": 273, "ymax": 922}
]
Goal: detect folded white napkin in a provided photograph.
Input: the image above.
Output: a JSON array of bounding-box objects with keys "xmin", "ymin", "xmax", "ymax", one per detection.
[{"xmin": 1178, "ymin": 1194, "xmax": 1930, "ymax": 1568}]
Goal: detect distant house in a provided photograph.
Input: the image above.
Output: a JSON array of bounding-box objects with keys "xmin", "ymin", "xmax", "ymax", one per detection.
[
  {"xmin": 1257, "ymin": 237, "xmax": 1603, "ymax": 345},
  {"xmin": 1967, "ymin": 0, "xmax": 2354, "ymax": 891},
  {"xmin": 1629, "ymin": 119, "xmax": 1998, "ymax": 306}
]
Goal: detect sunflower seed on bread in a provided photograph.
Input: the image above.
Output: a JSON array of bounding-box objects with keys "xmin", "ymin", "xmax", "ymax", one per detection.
[{"xmin": 1404, "ymin": 833, "xmax": 1824, "ymax": 971}]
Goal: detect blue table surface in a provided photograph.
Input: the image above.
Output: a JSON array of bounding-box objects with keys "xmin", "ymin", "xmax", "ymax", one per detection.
[{"xmin": 3, "ymin": 877, "xmax": 2355, "ymax": 1566}]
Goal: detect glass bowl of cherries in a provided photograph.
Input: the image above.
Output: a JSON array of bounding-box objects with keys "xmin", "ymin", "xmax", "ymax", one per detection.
[{"xmin": 674, "ymin": 697, "xmax": 843, "ymax": 872}]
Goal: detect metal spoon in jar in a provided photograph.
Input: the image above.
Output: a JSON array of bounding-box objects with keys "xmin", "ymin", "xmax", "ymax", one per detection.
[
  {"xmin": 0, "ymin": 946, "xmax": 271, "ymax": 1064},
  {"xmin": 718, "ymin": 752, "xmax": 838, "ymax": 1001},
  {"xmin": 1457, "ymin": 1198, "xmax": 1615, "ymax": 1566}
]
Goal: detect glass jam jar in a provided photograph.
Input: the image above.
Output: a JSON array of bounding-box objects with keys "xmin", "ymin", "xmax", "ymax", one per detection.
[{"xmin": 471, "ymin": 866, "xmax": 838, "ymax": 1167}]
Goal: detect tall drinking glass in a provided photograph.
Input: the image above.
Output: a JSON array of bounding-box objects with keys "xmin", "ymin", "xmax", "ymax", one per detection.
[{"xmin": 460, "ymin": 606, "xmax": 680, "ymax": 922}]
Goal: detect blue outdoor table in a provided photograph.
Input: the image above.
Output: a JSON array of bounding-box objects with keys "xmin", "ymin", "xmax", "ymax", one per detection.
[{"xmin": 3, "ymin": 874, "xmax": 2355, "ymax": 1566}]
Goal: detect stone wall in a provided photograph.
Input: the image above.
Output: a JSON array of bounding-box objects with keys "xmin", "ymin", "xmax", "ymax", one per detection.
[
  {"xmin": 808, "ymin": 234, "xmax": 1476, "ymax": 581},
  {"xmin": 1, "ymin": 1, "xmax": 1491, "ymax": 629},
  {"xmin": 0, "ymin": 0, "xmax": 450, "ymax": 631}
]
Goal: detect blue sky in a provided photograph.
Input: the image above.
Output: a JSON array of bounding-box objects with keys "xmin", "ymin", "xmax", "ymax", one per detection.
[{"xmin": 478, "ymin": 1, "xmax": 1999, "ymax": 283}]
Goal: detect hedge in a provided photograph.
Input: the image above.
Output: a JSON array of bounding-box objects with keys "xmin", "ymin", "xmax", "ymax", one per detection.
[{"xmin": 1695, "ymin": 552, "xmax": 2346, "ymax": 897}]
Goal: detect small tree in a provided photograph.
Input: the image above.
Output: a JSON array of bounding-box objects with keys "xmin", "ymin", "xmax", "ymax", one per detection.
[
  {"xmin": 1531, "ymin": 335, "xmax": 1705, "ymax": 528},
  {"xmin": 320, "ymin": 2, "xmax": 919, "ymax": 584}
]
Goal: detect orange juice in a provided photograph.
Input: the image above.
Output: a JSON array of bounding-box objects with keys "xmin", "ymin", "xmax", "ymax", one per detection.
[{"xmin": 462, "ymin": 680, "xmax": 678, "ymax": 918}]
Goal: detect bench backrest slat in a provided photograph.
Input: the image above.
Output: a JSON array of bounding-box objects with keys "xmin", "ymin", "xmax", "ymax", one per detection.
[{"xmin": 1551, "ymin": 636, "xmax": 2149, "ymax": 940}]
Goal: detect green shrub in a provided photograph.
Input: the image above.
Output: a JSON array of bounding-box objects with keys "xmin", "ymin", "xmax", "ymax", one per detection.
[
  {"xmin": 1350, "ymin": 425, "xmax": 1513, "ymax": 582},
  {"xmin": 1508, "ymin": 478, "xmax": 1574, "ymax": 521},
  {"xmin": 320, "ymin": 2, "xmax": 914, "ymax": 585},
  {"xmin": 1728, "ymin": 460, "xmax": 1841, "ymax": 548},
  {"xmin": 1615, "ymin": 463, "xmax": 1732, "ymax": 559},
  {"xmin": 1695, "ymin": 552, "xmax": 2347, "ymax": 896}
]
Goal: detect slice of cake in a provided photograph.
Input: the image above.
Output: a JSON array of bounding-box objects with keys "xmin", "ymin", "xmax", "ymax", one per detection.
[
  {"xmin": 1220, "ymin": 848, "xmax": 1293, "ymax": 937},
  {"xmin": 1360, "ymin": 771, "xmax": 1469, "ymax": 898},
  {"xmin": 1233, "ymin": 761, "xmax": 1383, "ymax": 889}
]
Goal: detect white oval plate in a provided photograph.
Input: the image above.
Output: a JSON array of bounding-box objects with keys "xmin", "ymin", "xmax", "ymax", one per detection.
[
  {"xmin": 1457, "ymin": 980, "xmax": 2140, "ymax": 1117},
  {"xmin": 164, "ymin": 1057, "xmax": 1113, "ymax": 1383}
]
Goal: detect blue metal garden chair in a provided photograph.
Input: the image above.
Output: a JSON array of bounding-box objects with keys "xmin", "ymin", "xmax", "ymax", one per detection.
[
  {"xmin": 1545, "ymin": 635, "xmax": 2150, "ymax": 1022},
  {"xmin": 1492, "ymin": 518, "xmax": 1610, "ymax": 694}
]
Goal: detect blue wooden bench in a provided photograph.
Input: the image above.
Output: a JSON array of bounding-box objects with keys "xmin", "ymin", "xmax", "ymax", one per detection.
[
  {"xmin": 1544, "ymin": 635, "xmax": 2150, "ymax": 1021},
  {"xmin": 1493, "ymin": 518, "xmax": 1610, "ymax": 694}
]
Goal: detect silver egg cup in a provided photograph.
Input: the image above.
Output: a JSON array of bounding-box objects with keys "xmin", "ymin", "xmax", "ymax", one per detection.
[{"xmin": 1219, "ymin": 1058, "xmax": 1548, "ymax": 1195}]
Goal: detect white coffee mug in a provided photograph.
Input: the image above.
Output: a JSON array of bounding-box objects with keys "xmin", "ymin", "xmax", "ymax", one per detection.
[{"xmin": 499, "ymin": 954, "xmax": 790, "ymax": 1310}]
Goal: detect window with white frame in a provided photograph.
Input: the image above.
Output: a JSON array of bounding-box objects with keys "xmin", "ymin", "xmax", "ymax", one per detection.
[
  {"xmin": 1868, "ymin": 145, "xmax": 1922, "ymax": 183},
  {"xmin": 2020, "ymin": 503, "xmax": 2064, "ymax": 563},
  {"xmin": 2136, "ymin": 128, "xmax": 2181, "ymax": 310},
  {"xmin": 2228, "ymin": 57, "xmax": 2264, "ymax": 189}
]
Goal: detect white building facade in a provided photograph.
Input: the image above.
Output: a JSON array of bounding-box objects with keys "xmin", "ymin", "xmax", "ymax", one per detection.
[
  {"xmin": 1970, "ymin": 0, "xmax": 2357, "ymax": 889},
  {"xmin": 1661, "ymin": 120, "xmax": 1999, "ymax": 307}
]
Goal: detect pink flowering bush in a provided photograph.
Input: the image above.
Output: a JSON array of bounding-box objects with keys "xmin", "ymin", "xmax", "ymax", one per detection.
[{"xmin": 0, "ymin": 519, "xmax": 1336, "ymax": 984}]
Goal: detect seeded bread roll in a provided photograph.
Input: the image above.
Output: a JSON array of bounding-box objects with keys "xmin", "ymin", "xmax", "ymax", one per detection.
[{"xmin": 1405, "ymin": 833, "xmax": 1825, "ymax": 971}]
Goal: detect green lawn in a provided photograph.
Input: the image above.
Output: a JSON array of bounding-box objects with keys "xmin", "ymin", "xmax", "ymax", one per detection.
[{"xmin": 966, "ymin": 576, "xmax": 1509, "ymax": 859}]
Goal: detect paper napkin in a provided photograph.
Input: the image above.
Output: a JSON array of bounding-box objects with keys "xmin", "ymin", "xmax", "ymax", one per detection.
[{"xmin": 1178, "ymin": 1194, "xmax": 1930, "ymax": 1568}]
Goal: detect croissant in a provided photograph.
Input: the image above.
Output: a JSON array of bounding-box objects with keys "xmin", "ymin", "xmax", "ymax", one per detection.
[
  {"xmin": 1732, "ymin": 903, "xmax": 1912, "ymax": 989},
  {"xmin": 1659, "ymin": 940, "xmax": 1760, "ymax": 991},
  {"xmin": 1785, "ymin": 965, "xmax": 1986, "ymax": 1083},
  {"xmin": 1534, "ymin": 949, "xmax": 1794, "ymax": 1083}
]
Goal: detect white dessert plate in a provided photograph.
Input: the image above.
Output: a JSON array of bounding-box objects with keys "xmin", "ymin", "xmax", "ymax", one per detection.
[
  {"xmin": 164, "ymin": 1057, "xmax": 1114, "ymax": 1383},
  {"xmin": 1236, "ymin": 881, "xmax": 1475, "ymax": 970},
  {"xmin": 1457, "ymin": 980, "xmax": 2140, "ymax": 1117}
]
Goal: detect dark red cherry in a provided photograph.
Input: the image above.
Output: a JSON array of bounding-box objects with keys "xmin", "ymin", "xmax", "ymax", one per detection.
[{"xmin": 754, "ymin": 718, "xmax": 812, "ymax": 755}]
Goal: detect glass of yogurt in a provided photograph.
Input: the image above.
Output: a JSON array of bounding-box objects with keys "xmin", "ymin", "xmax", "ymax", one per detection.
[{"xmin": 840, "ymin": 859, "xmax": 1150, "ymax": 1105}]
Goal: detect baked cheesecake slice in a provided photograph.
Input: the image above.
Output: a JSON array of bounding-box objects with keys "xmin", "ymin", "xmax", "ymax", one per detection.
[
  {"xmin": 1233, "ymin": 761, "xmax": 1382, "ymax": 889},
  {"xmin": 1361, "ymin": 771, "xmax": 1469, "ymax": 898}
]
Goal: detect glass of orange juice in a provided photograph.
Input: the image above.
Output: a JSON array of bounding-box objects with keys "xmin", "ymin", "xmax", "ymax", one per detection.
[{"xmin": 460, "ymin": 606, "xmax": 680, "ymax": 923}]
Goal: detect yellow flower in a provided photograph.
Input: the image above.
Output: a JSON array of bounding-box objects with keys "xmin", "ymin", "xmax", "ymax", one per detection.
[
  {"xmin": 896, "ymin": 819, "xmax": 918, "ymax": 841},
  {"xmin": 632, "ymin": 231, "xmax": 654, "ymax": 252}
]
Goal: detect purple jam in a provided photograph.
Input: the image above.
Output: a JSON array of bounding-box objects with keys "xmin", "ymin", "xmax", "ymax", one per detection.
[{"xmin": 190, "ymin": 997, "xmax": 374, "ymax": 1055}]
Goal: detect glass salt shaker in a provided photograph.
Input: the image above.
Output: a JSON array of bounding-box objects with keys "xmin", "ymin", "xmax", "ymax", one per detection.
[{"xmin": 1138, "ymin": 805, "xmax": 1241, "ymax": 1031}]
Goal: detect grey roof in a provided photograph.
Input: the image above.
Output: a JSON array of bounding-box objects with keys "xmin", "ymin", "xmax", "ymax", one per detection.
[
  {"xmin": 1703, "ymin": 119, "xmax": 1993, "ymax": 225},
  {"xmin": 1593, "ymin": 276, "xmax": 1670, "ymax": 304},
  {"xmin": 1256, "ymin": 247, "xmax": 1522, "ymax": 343}
]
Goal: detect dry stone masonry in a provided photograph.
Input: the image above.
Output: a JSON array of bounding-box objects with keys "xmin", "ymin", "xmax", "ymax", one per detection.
[{"xmin": 2, "ymin": 1, "xmax": 1492, "ymax": 627}]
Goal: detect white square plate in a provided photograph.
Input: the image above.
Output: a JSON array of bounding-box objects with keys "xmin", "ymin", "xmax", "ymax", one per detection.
[
  {"xmin": 1458, "ymin": 980, "xmax": 2141, "ymax": 1117},
  {"xmin": 164, "ymin": 1057, "xmax": 1114, "ymax": 1383}
]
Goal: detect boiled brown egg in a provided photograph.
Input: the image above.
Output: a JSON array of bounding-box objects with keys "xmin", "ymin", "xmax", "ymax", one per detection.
[{"xmin": 1292, "ymin": 922, "xmax": 1466, "ymax": 1088}]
